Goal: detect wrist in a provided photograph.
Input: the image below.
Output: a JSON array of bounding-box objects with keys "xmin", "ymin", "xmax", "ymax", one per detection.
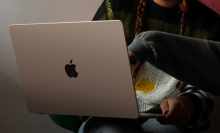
[
  {"xmin": 179, "ymin": 96, "xmax": 194, "ymax": 114},
  {"xmin": 179, "ymin": 92, "xmax": 203, "ymax": 118}
]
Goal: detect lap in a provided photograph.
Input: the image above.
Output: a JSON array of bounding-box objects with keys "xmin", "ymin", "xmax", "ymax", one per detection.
[
  {"xmin": 79, "ymin": 117, "xmax": 183, "ymax": 133},
  {"xmin": 141, "ymin": 118, "xmax": 182, "ymax": 133},
  {"xmin": 79, "ymin": 117, "xmax": 145, "ymax": 133}
]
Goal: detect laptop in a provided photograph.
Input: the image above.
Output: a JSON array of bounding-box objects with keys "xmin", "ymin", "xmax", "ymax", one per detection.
[{"xmin": 9, "ymin": 20, "xmax": 164, "ymax": 119}]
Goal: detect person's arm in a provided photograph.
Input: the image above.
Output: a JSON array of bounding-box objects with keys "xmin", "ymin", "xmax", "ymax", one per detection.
[
  {"xmin": 177, "ymin": 86, "xmax": 214, "ymax": 131},
  {"xmin": 128, "ymin": 30, "xmax": 220, "ymax": 96},
  {"xmin": 128, "ymin": 30, "xmax": 215, "ymax": 131}
]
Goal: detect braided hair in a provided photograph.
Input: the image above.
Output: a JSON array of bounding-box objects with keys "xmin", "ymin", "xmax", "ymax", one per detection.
[{"xmin": 135, "ymin": 0, "xmax": 191, "ymax": 95}]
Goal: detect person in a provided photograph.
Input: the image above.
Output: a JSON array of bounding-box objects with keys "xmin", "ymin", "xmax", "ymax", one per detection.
[
  {"xmin": 78, "ymin": 0, "xmax": 219, "ymax": 132},
  {"xmin": 129, "ymin": 31, "xmax": 220, "ymax": 96}
]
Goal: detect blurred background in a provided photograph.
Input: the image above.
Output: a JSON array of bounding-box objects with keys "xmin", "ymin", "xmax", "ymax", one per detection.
[
  {"xmin": 0, "ymin": 0, "xmax": 220, "ymax": 132},
  {"xmin": 0, "ymin": 0, "xmax": 103, "ymax": 132}
]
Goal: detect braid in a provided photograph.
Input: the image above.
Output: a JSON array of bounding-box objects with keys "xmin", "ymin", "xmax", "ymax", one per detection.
[
  {"xmin": 135, "ymin": 0, "xmax": 148, "ymax": 37},
  {"xmin": 175, "ymin": 0, "xmax": 192, "ymax": 95},
  {"xmin": 180, "ymin": 11, "xmax": 187, "ymax": 36},
  {"xmin": 134, "ymin": 0, "xmax": 191, "ymax": 93},
  {"xmin": 134, "ymin": 0, "xmax": 148, "ymax": 84}
]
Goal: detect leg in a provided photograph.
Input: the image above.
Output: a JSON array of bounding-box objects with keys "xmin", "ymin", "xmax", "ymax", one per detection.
[
  {"xmin": 79, "ymin": 117, "xmax": 146, "ymax": 133},
  {"xmin": 141, "ymin": 118, "xmax": 183, "ymax": 133}
]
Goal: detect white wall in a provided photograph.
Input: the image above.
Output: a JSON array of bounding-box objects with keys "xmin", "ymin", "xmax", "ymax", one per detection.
[
  {"xmin": 0, "ymin": 0, "xmax": 102, "ymax": 132},
  {"xmin": 1, "ymin": 0, "xmax": 220, "ymax": 132}
]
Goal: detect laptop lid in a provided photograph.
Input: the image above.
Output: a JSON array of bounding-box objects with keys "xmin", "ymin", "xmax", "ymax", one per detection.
[{"xmin": 9, "ymin": 20, "xmax": 139, "ymax": 119}]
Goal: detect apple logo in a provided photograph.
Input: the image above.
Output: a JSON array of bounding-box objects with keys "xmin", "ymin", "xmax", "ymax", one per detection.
[{"xmin": 65, "ymin": 60, "xmax": 78, "ymax": 78}]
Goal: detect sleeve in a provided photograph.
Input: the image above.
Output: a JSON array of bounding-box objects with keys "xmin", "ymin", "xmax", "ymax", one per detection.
[
  {"xmin": 128, "ymin": 30, "xmax": 220, "ymax": 96},
  {"xmin": 177, "ymin": 85, "xmax": 214, "ymax": 131}
]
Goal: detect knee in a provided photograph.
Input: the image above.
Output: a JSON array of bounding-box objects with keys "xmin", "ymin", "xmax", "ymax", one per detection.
[{"xmin": 82, "ymin": 117, "xmax": 144, "ymax": 133}]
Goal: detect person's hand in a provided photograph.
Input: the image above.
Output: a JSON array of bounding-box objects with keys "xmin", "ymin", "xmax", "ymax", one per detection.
[
  {"xmin": 128, "ymin": 51, "xmax": 141, "ymax": 78},
  {"xmin": 157, "ymin": 96, "xmax": 194, "ymax": 126}
]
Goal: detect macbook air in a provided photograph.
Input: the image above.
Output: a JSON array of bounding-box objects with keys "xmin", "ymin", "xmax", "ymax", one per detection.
[{"xmin": 9, "ymin": 20, "xmax": 163, "ymax": 119}]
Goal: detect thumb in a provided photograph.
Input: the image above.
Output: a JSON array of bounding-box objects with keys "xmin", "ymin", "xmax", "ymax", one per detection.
[
  {"xmin": 128, "ymin": 51, "xmax": 137, "ymax": 64},
  {"xmin": 132, "ymin": 61, "xmax": 141, "ymax": 78},
  {"xmin": 160, "ymin": 99, "xmax": 169, "ymax": 116}
]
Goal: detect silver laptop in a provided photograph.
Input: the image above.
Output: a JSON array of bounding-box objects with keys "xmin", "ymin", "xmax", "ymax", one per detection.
[{"xmin": 9, "ymin": 20, "xmax": 163, "ymax": 119}]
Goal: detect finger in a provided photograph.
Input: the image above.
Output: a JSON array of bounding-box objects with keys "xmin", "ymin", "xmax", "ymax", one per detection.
[
  {"xmin": 128, "ymin": 51, "xmax": 132, "ymax": 58},
  {"xmin": 176, "ymin": 111, "xmax": 191, "ymax": 126},
  {"xmin": 165, "ymin": 99, "xmax": 181, "ymax": 125},
  {"xmin": 176, "ymin": 116, "xmax": 188, "ymax": 127},
  {"xmin": 132, "ymin": 61, "xmax": 141, "ymax": 78},
  {"xmin": 170, "ymin": 110, "xmax": 182, "ymax": 125},
  {"xmin": 160, "ymin": 99, "xmax": 169, "ymax": 116},
  {"xmin": 172, "ymin": 106, "xmax": 190, "ymax": 126},
  {"xmin": 176, "ymin": 115, "xmax": 189, "ymax": 127},
  {"xmin": 168, "ymin": 104, "xmax": 183, "ymax": 125},
  {"xmin": 128, "ymin": 51, "xmax": 137, "ymax": 64},
  {"xmin": 158, "ymin": 99, "xmax": 170, "ymax": 125}
]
